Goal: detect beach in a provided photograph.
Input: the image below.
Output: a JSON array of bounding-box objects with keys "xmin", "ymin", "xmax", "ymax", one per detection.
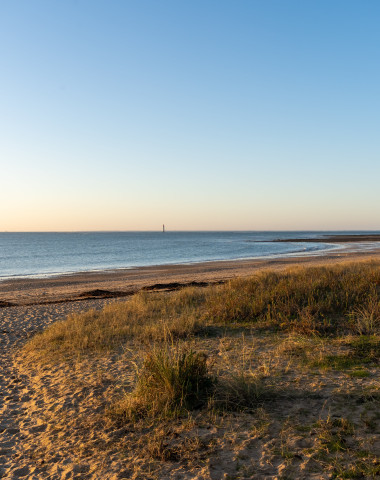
[
  {"xmin": 2, "ymin": 245, "xmax": 380, "ymax": 306},
  {"xmin": 1, "ymin": 249, "xmax": 380, "ymax": 479}
]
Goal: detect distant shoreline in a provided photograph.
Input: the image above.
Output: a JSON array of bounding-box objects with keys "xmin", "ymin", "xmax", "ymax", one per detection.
[
  {"xmin": 270, "ymin": 234, "xmax": 380, "ymax": 243},
  {"xmin": 2, "ymin": 231, "xmax": 380, "ymax": 285},
  {"xmin": 1, "ymin": 247, "xmax": 380, "ymax": 307}
]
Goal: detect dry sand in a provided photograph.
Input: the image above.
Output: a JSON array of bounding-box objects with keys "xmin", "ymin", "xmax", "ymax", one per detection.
[
  {"xmin": 0, "ymin": 298, "xmax": 123, "ymax": 479},
  {"xmin": 1, "ymin": 250, "xmax": 380, "ymax": 478}
]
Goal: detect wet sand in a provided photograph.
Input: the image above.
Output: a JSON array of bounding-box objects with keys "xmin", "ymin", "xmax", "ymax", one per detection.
[{"xmin": 1, "ymin": 248, "xmax": 380, "ymax": 306}]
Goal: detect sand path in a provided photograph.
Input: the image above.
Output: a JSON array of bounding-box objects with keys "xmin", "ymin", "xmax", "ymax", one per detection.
[{"xmin": 0, "ymin": 299, "xmax": 117, "ymax": 479}]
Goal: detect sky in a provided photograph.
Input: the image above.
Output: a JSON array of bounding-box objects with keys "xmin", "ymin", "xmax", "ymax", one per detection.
[{"xmin": 1, "ymin": 0, "xmax": 379, "ymax": 231}]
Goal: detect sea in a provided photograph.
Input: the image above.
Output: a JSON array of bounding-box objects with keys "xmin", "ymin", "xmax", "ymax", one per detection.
[{"xmin": 0, "ymin": 231, "xmax": 379, "ymax": 281}]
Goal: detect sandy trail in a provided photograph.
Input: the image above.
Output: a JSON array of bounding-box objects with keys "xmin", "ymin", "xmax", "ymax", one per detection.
[{"xmin": 0, "ymin": 299, "xmax": 118, "ymax": 479}]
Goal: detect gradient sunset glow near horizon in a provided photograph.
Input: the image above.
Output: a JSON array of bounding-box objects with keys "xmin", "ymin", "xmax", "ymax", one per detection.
[{"xmin": 1, "ymin": 0, "xmax": 379, "ymax": 232}]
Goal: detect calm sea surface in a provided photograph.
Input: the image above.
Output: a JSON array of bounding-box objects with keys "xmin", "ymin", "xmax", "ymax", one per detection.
[{"xmin": 0, "ymin": 231, "xmax": 379, "ymax": 280}]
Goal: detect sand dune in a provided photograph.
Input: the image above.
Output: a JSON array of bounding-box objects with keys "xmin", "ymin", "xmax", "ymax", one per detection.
[{"xmin": 0, "ymin": 253, "xmax": 379, "ymax": 478}]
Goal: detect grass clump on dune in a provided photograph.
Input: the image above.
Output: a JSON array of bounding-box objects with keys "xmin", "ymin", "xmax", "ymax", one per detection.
[
  {"xmin": 112, "ymin": 345, "xmax": 213, "ymax": 420},
  {"xmin": 111, "ymin": 345, "xmax": 265, "ymax": 421},
  {"xmin": 350, "ymin": 296, "xmax": 380, "ymax": 335}
]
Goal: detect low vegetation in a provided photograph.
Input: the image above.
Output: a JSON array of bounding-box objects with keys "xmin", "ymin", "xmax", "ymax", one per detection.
[
  {"xmin": 303, "ymin": 335, "xmax": 380, "ymax": 371},
  {"xmin": 112, "ymin": 345, "xmax": 213, "ymax": 420},
  {"xmin": 25, "ymin": 261, "xmax": 380, "ymax": 361},
  {"xmin": 20, "ymin": 260, "xmax": 380, "ymax": 479},
  {"xmin": 112, "ymin": 344, "xmax": 266, "ymax": 422},
  {"xmin": 24, "ymin": 289, "xmax": 205, "ymax": 357},
  {"xmin": 205, "ymin": 262, "xmax": 380, "ymax": 336}
]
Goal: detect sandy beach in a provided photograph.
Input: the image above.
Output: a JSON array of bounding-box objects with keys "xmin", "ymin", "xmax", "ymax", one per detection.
[
  {"xmin": 1, "ymin": 250, "xmax": 380, "ymax": 478},
  {"xmin": 2, "ymin": 247, "xmax": 380, "ymax": 306}
]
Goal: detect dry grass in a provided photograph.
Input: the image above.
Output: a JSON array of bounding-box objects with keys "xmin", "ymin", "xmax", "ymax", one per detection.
[
  {"xmin": 350, "ymin": 296, "xmax": 380, "ymax": 335},
  {"xmin": 110, "ymin": 343, "xmax": 268, "ymax": 422},
  {"xmin": 24, "ymin": 261, "xmax": 380, "ymax": 364},
  {"xmin": 284, "ymin": 335, "xmax": 380, "ymax": 372},
  {"xmin": 205, "ymin": 261, "xmax": 380, "ymax": 336},
  {"xmin": 24, "ymin": 288, "xmax": 205, "ymax": 359}
]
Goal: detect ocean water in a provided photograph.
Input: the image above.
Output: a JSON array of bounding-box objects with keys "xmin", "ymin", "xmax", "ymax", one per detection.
[{"xmin": 0, "ymin": 231, "xmax": 379, "ymax": 280}]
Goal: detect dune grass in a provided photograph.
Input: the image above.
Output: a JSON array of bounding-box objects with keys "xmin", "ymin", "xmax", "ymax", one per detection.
[
  {"xmin": 24, "ymin": 261, "xmax": 380, "ymax": 363},
  {"xmin": 111, "ymin": 343, "xmax": 266, "ymax": 421},
  {"xmin": 205, "ymin": 262, "xmax": 380, "ymax": 335},
  {"xmin": 307, "ymin": 335, "xmax": 379, "ymax": 371},
  {"xmin": 111, "ymin": 345, "xmax": 213, "ymax": 420},
  {"xmin": 23, "ymin": 288, "xmax": 205, "ymax": 359}
]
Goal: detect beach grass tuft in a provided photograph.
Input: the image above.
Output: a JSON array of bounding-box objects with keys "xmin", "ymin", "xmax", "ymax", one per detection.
[{"xmin": 111, "ymin": 345, "xmax": 213, "ymax": 420}]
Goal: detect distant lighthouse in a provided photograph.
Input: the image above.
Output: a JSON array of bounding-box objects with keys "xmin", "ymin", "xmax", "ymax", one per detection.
[{"xmin": 162, "ymin": 224, "xmax": 165, "ymax": 233}]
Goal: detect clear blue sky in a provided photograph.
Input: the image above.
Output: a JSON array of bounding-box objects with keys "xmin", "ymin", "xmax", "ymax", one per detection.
[{"xmin": 1, "ymin": 0, "xmax": 379, "ymax": 231}]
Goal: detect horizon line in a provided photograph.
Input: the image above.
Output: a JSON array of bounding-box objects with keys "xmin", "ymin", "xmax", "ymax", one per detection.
[{"xmin": 1, "ymin": 229, "xmax": 380, "ymax": 234}]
